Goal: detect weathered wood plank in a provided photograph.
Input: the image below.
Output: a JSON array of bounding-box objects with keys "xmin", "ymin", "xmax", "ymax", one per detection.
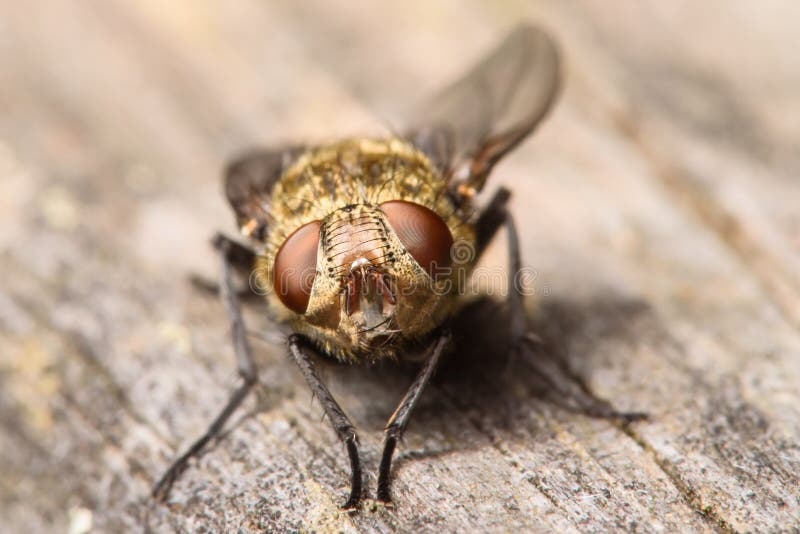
[{"xmin": 0, "ymin": 1, "xmax": 798, "ymax": 532}]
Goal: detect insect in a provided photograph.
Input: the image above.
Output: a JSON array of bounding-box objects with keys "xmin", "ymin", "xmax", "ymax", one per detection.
[{"xmin": 152, "ymin": 25, "xmax": 561, "ymax": 509}]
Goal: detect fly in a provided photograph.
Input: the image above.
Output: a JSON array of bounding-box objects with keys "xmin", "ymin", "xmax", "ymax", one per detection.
[{"xmin": 153, "ymin": 25, "xmax": 561, "ymax": 509}]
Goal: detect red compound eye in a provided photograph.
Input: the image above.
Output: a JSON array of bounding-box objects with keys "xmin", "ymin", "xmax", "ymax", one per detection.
[
  {"xmin": 273, "ymin": 220, "xmax": 321, "ymax": 313},
  {"xmin": 380, "ymin": 201, "xmax": 453, "ymax": 276}
]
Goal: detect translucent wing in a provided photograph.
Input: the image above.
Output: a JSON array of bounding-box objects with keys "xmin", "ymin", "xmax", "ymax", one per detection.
[
  {"xmin": 224, "ymin": 146, "xmax": 306, "ymax": 241},
  {"xmin": 406, "ymin": 25, "xmax": 561, "ymax": 197}
]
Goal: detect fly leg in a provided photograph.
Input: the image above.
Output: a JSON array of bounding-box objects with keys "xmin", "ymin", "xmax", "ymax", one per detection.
[
  {"xmin": 518, "ymin": 334, "xmax": 647, "ymax": 423},
  {"xmin": 377, "ymin": 330, "xmax": 451, "ymax": 503},
  {"xmin": 474, "ymin": 187, "xmax": 524, "ymax": 346},
  {"xmin": 287, "ymin": 335, "xmax": 364, "ymax": 510},
  {"xmin": 189, "ymin": 234, "xmax": 261, "ymax": 300},
  {"xmin": 475, "ymin": 190, "xmax": 646, "ymax": 423},
  {"xmin": 152, "ymin": 233, "xmax": 260, "ymax": 501}
]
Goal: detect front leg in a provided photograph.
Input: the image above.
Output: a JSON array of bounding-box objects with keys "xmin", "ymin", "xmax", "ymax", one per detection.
[
  {"xmin": 287, "ymin": 334, "xmax": 363, "ymax": 510},
  {"xmin": 377, "ymin": 330, "xmax": 451, "ymax": 503}
]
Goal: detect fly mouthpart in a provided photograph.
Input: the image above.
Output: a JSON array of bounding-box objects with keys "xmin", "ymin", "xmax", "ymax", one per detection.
[
  {"xmin": 341, "ymin": 260, "xmax": 397, "ymax": 325},
  {"xmin": 349, "ymin": 257, "xmax": 371, "ymax": 273}
]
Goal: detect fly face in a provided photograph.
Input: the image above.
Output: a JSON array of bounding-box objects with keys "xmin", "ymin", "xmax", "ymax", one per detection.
[
  {"xmin": 305, "ymin": 201, "xmax": 451, "ymax": 356},
  {"xmin": 252, "ymin": 139, "xmax": 475, "ymax": 362}
]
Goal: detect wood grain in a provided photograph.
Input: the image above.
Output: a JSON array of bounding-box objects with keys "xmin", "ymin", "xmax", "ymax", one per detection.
[{"xmin": 1, "ymin": 1, "xmax": 798, "ymax": 532}]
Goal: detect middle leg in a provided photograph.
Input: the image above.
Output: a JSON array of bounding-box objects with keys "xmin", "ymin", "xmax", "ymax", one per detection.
[
  {"xmin": 475, "ymin": 187, "xmax": 525, "ymax": 345},
  {"xmin": 474, "ymin": 189, "xmax": 646, "ymax": 423},
  {"xmin": 152, "ymin": 233, "xmax": 259, "ymax": 501}
]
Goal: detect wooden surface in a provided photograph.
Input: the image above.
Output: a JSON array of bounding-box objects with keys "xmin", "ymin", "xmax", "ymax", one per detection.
[{"xmin": 1, "ymin": 1, "xmax": 799, "ymax": 532}]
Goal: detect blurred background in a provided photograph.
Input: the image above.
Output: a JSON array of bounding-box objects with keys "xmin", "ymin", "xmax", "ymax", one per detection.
[{"xmin": 1, "ymin": 1, "xmax": 799, "ymax": 532}]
